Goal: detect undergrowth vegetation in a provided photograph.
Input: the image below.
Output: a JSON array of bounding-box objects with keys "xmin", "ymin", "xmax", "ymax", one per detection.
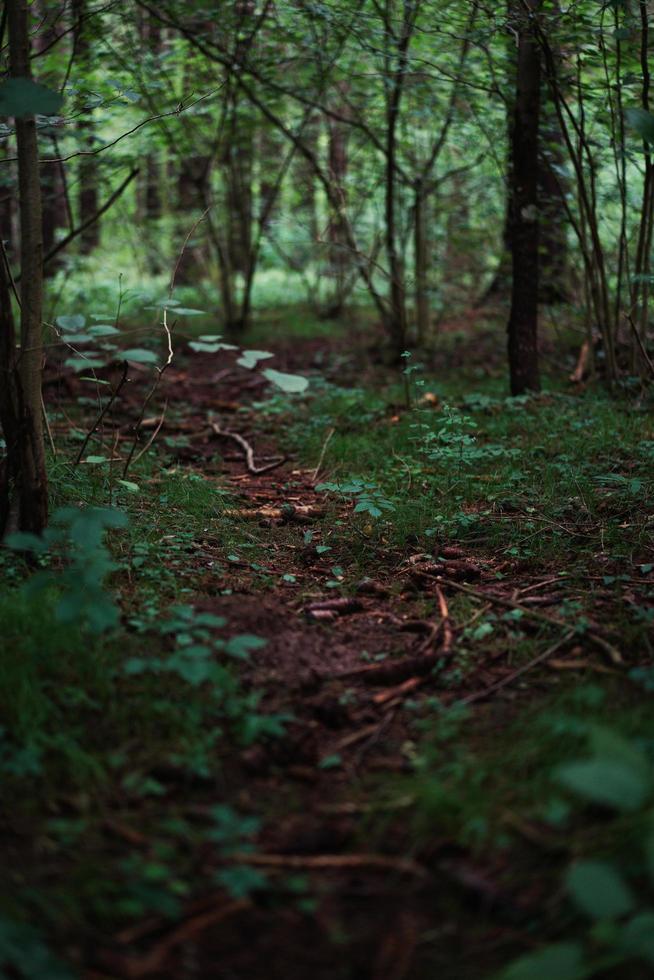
[{"xmin": 2, "ymin": 311, "xmax": 654, "ymax": 979}]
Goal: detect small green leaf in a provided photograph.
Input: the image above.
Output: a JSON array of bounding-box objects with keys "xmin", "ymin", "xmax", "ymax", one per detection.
[
  {"xmin": 189, "ymin": 341, "xmax": 237, "ymax": 353},
  {"xmin": 118, "ymin": 480, "xmax": 139, "ymax": 492},
  {"xmin": 56, "ymin": 314, "xmax": 86, "ymax": 331},
  {"xmin": 625, "ymin": 107, "xmax": 654, "ymax": 143},
  {"xmin": 498, "ymin": 942, "xmax": 587, "ymax": 980},
  {"xmin": 215, "ymin": 866, "xmax": 267, "ymax": 899},
  {"xmin": 566, "ymin": 861, "xmax": 635, "ymax": 920},
  {"xmin": 555, "ymin": 758, "xmax": 648, "ymax": 811},
  {"xmin": 84, "ymin": 455, "xmax": 108, "ymax": 465},
  {"xmin": 318, "ymin": 754, "xmax": 342, "ymax": 770},
  {"xmin": 226, "ymin": 635, "xmax": 267, "ymax": 659},
  {"xmin": 620, "ymin": 911, "xmax": 654, "ymax": 963},
  {"xmin": 5, "ymin": 531, "xmax": 47, "ymax": 554},
  {"xmin": 262, "ymin": 368, "xmax": 309, "ymax": 393},
  {"xmin": 237, "ymin": 350, "xmax": 274, "ymax": 370},
  {"xmin": 122, "ymin": 348, "xmax": 158, "ymax": 364}
]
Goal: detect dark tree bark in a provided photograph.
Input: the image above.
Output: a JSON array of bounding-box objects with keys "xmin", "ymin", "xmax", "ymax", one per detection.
[
  {"xmin": 0, "ymin": 139, "xmax": 17, "ymax": 261},
  {"xmin": 1, "ymin": 0, "xmax": 48, "ymax": 536},
  {"xmin": 34, "ymin": 0, "xmax": 69, "ymax": 272},
  {"xmin": 414, "ymin": 181, "xmax": 429, "ymax": 341},
  {"xmin": 72, "ymin": 0, "xmax": 100, "ymax": 253},
  {"xmin": 324, "ymin": 97, "xmax": 350, "ymax": 318},
  {"xmin": 538, "ymin": 22, "xmax": 570, "ymax": 307},
  {"xmin": 142, "ymin": 13, "xmax": 162, "ymax": 222},
  {"xmin": 507, "ymin": 0, "xmax": 542, "ymax": 395}
]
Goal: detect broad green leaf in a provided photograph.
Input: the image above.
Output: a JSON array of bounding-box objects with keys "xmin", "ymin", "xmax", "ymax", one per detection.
[
  {"xmin": 64, "ymin": 356, "xmax": 104, "ymax": 372},
  {"xmin": 121, "ymin": 348, "xmax": 158, "ymax": 364},
  {"xmin": 169, "ymin": 657, "xmax": 214, "ymax": 685},
  {"xmin": 620, "ymin": 911, "xmax": 654, "ymax": 963},
  {"xmin": 56, "ymin": 314, "xmax": 86, "ymax": 332},
  {"xmin": 189, "ymin": 341, "xmax": 238, "ymax": 353},
  {"xmin": 225, "ymin": 635, "xmax": 267, "ymax": 659},
  {"xmin": 625, "ymin": 108, "xmax": 654, "ymax": 143},
  {"xmin": 566, "ymin": 861, "xmax": 635, "ymax": 920},
  {"xmin": 237, "ymin": 350, "xmax": 274, "ymax": 370},
  {"xmin": 5, "ymin": 531, "xmax": 47, "ymax": 554},
  {"xmin": 84, "ymin": 455, "xmax": 108, "ymax": 465},
  {"xmin": 262, "ymin": 368, "xmax": 309, "ymax": 393},
  {"xmin": 498, "ymin": 943, "xmax": 588, "ymax": 980},
  {"xmin": 118, "ymin": 480, "xmax": 140, "ymax": 492},
  {"xmin": 58, "ymin": 333, "xmax": 91, "ymax": 344},
  {"xmin": 170, "ymin": 307, "xmax": 205, "ymax": 315},
  {"xmin": 145, "ymin": 298, "xmax": 180, "ymax": 309},
  {"xmin": 555, "ymin": 759, "xmax": 648, "ymax": 811},
  {"xmin": 587, "ymin": 726, "xmax": 650, "ymax": 777},
  {"xmin": 215, "ymin": 866, "xmax": 267, "ymax": 899},
  {"xmin": 88, "ymin": 325, "xmax": 119, "ymax": 337},
  {"xmin": 0, "ymin": 77, "xmax": 63, "ymax": 118},
  {"xmin": 0, "ymin": 915, "xmax": 74, "ymax": 980},
  {"xmin": 354, "ymin": 500, "xmax": 382, "ymax": 517}
]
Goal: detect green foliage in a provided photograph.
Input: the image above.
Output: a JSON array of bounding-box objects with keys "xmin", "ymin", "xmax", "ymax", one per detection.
[
  {"xmin": 316, "ymin": 478, "xmax": 395, "ymax": 518},
  {"xmin": 0, "ymin": 77, "xmax": 63, "ymax": 117},
  {"xmin": 7, "ymin": 506, "xmax": 127, "ymax": 634},
  {"xmin": 498, "ymin": 716, "xmax": 654, "ymax": 978},
  {"xmin": 0, "ymin": 915, "xmax": 73, "ymax": 980},
  {"xmin": 124, "ymin": 604, "xmax": 285, "ymax": 747}
]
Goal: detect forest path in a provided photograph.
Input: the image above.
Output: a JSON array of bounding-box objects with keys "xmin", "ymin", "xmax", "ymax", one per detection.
[{"xmin": 95, "ymin": 343, "xmax": 602, "ymax": 980}]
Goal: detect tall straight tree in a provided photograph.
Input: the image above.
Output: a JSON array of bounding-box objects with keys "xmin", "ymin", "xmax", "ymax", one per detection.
[
  {"xmin": 72, "ymin": 0, "xmax": 100, "ymax": 253},
  {"xmin": 0, "ymin": 0, "xmax": 48, "ymax": 535},
  {"xmin": 507, "ymin": 0, "xmax": 542, "ymax": 395}
]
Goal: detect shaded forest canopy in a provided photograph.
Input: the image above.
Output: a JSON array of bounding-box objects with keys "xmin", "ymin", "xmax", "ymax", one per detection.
[{"xmin": 2, "ymin": 1, "xmax": 654, "ymax": 978}]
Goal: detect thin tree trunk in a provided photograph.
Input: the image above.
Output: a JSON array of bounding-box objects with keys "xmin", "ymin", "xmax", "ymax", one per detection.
[
  {"xmin": 414, "ymin": 183, "xmax": 429, "ymax": 343},
  {"xmin": 507, "ymin": 0, "xmax": 542, "ymax": 395},
  {"xmin": 72, "ymin": 0, "xmax": 100, "ymax": 253},
  {"xmin": 3, "ymin": 0, "xmax": 48, "ymax": 534},
  {"xmin": 538, "ymin": 33, "xmax": 570, "ymax": 306},
  {"xmin": 325, "ymin": 97, "xmax": 349, "ymax": 317},
  {"xmin": 34, "ymin": 0, "xmax": 68, "ymax": 273}
]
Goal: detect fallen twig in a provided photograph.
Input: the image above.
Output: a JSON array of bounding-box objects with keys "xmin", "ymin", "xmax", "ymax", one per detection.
[
  {"xmin": 312, "ymin": 425, "xmax": 335, "ymax": 482},
  {"xmin": 426, "ymin": 575, "xmax": 623, "ymax": 666},
  {"xmin": 459, "ymin": 630, "xmax": 576, "ymax": 705},
  {"xmin": 305, "ymin": 597, "xmax": 363, "ymax": 618},
  {"xmin": 224, "ymin": 852, "xmax": 429, "ymax": 880},
  {"xmin": 329, "ymin": 585, "xmax": 454, "ymax": 685},
  {"xmin": 210, "ymin": 422, "xmax": 286, "ymax": 474},
  {"xmin": 102, "ymin": 900, "xmax": 249, "ymax": 978}
]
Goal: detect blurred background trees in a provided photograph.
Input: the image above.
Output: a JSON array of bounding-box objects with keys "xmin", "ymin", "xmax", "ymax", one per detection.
[{"xmin": 2, "ymin": 0, "xmax": 654, "ymax": 531}]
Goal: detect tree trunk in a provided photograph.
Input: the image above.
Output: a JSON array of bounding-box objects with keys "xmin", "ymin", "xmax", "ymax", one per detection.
[
  {"xmin": 325, "ymin": 102, "xmax": 349, "ymax": 318},
  {"xmin": 1, "ymin": 0, "xmax": 48, "ymax": 536},
  {"xmin": 385, "ymin": 118, "xmax": 407, "ymax": 356},
  {"xmin": 72, "ymin": 0, "xmax": 100, "ymax": 253},
  {"xmin": 34, "ymin": 0, "xmax": 69, "ymax": 273},
  {"xmin": 414, "ymin": 183, "xmax": 430, "ymax": 343},
  {"xmin": 538, "ymin": 57, "xmax": 570, "ymax": 304},
  {"xmin": 507, "ymin": 0, "xmax": 542, "ymax": 395}
]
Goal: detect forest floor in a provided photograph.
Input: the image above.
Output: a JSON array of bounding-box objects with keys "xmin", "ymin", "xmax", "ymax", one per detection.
[{"xmin": 3, "ymin": 309, "xmax": 654, "ymax": 980}]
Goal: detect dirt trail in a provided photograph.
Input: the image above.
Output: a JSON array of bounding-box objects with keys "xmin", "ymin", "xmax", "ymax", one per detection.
[{"xmin": 87, "ymin": 343, "xmax": 579, "ymax": 980}]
